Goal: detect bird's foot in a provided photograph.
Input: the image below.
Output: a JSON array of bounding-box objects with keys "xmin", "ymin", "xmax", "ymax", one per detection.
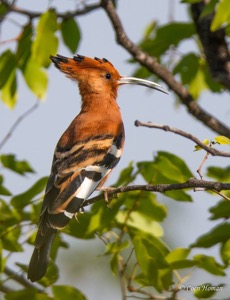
[
  {"xmin": 74, "ymin": 207, "xmax": 85, "ymax": 222},
  {"xmin": 97, "ymin": 186, "xmax": 117, "ymax": 206}
]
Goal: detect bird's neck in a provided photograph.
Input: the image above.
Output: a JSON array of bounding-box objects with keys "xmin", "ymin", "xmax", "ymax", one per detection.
[{"xmin": 80, "ymin": 93, "xmax": 120, "ymax": 115}]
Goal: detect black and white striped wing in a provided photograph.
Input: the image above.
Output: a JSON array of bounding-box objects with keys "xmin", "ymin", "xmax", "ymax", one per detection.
[{"xmin": 40, "ymin": 132, "xmax": 124, "ymax": 229}]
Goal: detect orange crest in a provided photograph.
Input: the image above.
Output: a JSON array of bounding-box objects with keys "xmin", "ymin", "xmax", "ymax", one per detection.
[{"xmin": 50, "ymin": 54, "xmax": 121, "ymax": 81}]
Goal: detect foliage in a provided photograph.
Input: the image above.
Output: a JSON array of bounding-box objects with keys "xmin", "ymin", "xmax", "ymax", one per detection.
[
  {"xmin": 1, "ymin": 1, "xmax": 230, "ymax": 300},
  {"xmin": 0, "ymin": 6, "xmax": 81, "ymax": 107}
]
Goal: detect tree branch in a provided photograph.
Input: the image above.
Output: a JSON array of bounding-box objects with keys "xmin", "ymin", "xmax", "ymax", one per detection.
[
  {"xmin": 83, "ymin": 178, "xmax": 230, "ymax": 207},
  {"xmin": 134, "ymin": 120, "xmax": 230, "ymax": 157},
  {"xmin": 101, "ymin": 0, "xmax": 230, "ymax": 138},
  {"xmin": 2, "ymin": 1, "xmax": 101, "ymax": 20},
  {"xmin": 191, "ymin": 1, "xmax": 230, "ymax": 89},
  {"xmin": 4, "ymin": 266, "xmax": 43, "ymax": 292}
]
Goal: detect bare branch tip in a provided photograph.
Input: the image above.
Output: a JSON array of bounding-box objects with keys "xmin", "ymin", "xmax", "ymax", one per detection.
[{"xmin": 134, "ymin": 120, "xmax": 140, "ymax": 127}]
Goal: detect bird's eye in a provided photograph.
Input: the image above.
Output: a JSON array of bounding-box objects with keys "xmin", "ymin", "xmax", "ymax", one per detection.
[{"xmin": 105, "ymin": 73, "xmax": 111, "ymax": 80}]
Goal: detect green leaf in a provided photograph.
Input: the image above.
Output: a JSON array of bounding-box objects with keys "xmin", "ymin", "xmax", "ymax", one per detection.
[
  {"xmin": 0, "ymin": 50, "xmax": 17, "ymax": 89},
  {"xmin": 1, "ymin": 154, "xmax": 34, "ymax": 175},
  {"xmin": 207, "ymin": 166, "xmax": 230, "ymax": 181},
  {"xmin": 65, "ymin": 211, "xmax": 95, "ymax": 239},
  {"xmin": 226, "ymin": 23, "xmax": 230, "ymax": 36},
  {"xmin": 38, "ymin": 260, "xmax": 59, "ymax": 287},
  {"xmin": 211, "ymin": 0, "xmax": 230, "ymax": 31},
  {"xmin": 52, "ymin": 285, "xmax": 87, "ymax": 300},
  {"xmin": 85, "ymin": 205, "xmax": 115, "ymax": 235},
  {"xmin": 61, "ymin": 18, "xmax": 81, "ymax": 53},
  {"xmin": 136, "ymin": 192, "xmax": 167, "ymax": 222},
  {"xmin": 5, "ymin": 288, "xmax": 53, "ymax": 300},
  {"xmin": 193, "ymin": 283, "xmax": 224, "ymax": 299},
  {"xmin": 0, "ymin": 66, "xmax": 17, "ymax": 108},
  {"xmin": 119, "ymin": 191, "xmax": 167, "ymax": 222},
  {"xmin": 191, "ymin": 223, "xmax": 230, "ymax": 248},
  {"xmin": 143, "ymin": 21, "xmax": 157, "ymax": 39},
  {"xmin": 109, "ymin": 252, "xmax": 120, "ymax": 275},
  {"xmin": 132, "ymin": 235, "xmax": 171, "ymax": 291},
  {"xmin": 166, "ymin": 248, "xmax": 196, "ymax": 269},
  {"xmin": 0, "ymin": 2, "xmax": 8, "ymax": 17},
  {"xmin": 209, "ymin": 200, "xmax": 230, "ymax": 220},
  {"xmin": 0, "ymin": 239, "xmax": 3, "ymax": 272},
  {"xmin": 114, "ymin": 162, "xmax": 137, "ymax": 187},
  {"xmin": 0, "ymin": 175, "xmax": 11, "ymax": 196},
  {"xmin": 105, "ymin": 241, "xmax": 129, "ymax": 256},
  {"xmin": 194, "ymin": 139, "xmax": 210, "ymax": 151},
  {"xmin": 188, "ymin": 59, "xmax": 209, "ymax": 99},
  {"xmin": 23, "ymin": 58, "xmax": 48, "ymax": 99},
  {"xmin": 141, "ymin": 22, "xmax": 195, "ymax": 57},
  {"xmin": 76, "ymin": 197, "xmax": 123, "ymax": 236},
  {"xmin": 11, "ymin": 177, "xmax": 48, "ymax": 210},
  {"xmin": 137, "ymin": 151, "xmax": 193, "ymax": 202},
  {"xmin": 194, "ymin": 254, "xmax": 225, "ymax": 276},
  {"xmin": 138, "ymin": 151, "xmax": 193, "ymax": 183},
  {"xmin": 116, "ymin": 210, "xmax": 163, "ymax": 237},
  {"xmin": 174, "ymin": 54, "xmax": 222, "ymax": 98},
  {"xmin": 166, "ymin": 247, "xmax": 190, "ymax": 262},
  {"xmin": 1, "ymin": 226, "xmax": 23, "ymax": 252},
  {"xmin": 165, "ymin": 190, "xmax": 192, "ymax": 202},
  {"xmin": 200, "ymin": 0, "xmax": 219, "ymax": 18},
  {"xmin": 16, "ymin": 23, "xmax": 33, "ymax": 70},
  {"xmin": 106, "ymin": 241, "xmax": 130, "ymax": 274},
  {"xmin": 0, "ymin": 198, "xmax": 20, "ymax": 227},
  {"xmin": 50, "ymin": 233, "xmax": 69, "ymax": 262},
  {"xmin": 169, "ymin": 259, "xmax": 196, "ymax": 269},
  {"xmin": 32, "ymin": 9, "xmax": 58, "ymax": 68},
  {"xmin": 214, "ymin": 135, "xmax": 230, "ymax": 145},
  {"xmin": 220, "ymin": 239, "xmax": 230, "ymax": 265},
  {"xmin": 173, "ymin": 53, "xmax": 199, "ymax": 85}
]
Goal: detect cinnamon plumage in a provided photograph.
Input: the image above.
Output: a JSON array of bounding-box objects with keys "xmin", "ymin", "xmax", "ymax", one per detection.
[{"xmin": 27, "ymin": 54, "xmax": 167, "ymax": 282}]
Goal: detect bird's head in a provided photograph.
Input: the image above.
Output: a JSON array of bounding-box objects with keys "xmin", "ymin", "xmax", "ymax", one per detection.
[{"xmin": 50, "ymin": 54, "xmax": 168, "ymax": 99}]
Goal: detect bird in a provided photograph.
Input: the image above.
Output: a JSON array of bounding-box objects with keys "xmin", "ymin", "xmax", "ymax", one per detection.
[{"xmin": 27, "ymin": 54, "xmax": 167, "ymax": 282}]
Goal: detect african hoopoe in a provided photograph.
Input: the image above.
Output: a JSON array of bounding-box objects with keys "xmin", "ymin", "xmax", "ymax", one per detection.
[{"xmin": 27, "ymin": 54, "xmax": 167, "ymax": 282}]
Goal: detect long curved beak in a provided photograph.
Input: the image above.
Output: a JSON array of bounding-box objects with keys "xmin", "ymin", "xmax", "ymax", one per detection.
[{"xmin": 118, "ymin": 76, "xmax": 168, "ymax": 94}]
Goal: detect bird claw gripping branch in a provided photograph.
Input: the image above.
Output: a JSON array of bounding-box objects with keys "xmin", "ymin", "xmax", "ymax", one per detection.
[{"xmin": 27, "ymin": 54, "xmax": 168, "ymax": 282}]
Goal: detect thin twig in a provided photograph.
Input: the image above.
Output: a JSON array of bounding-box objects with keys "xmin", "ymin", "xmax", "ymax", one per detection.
[
  {"xmin": 210, "ymin": 189, "xmax": 230, "ymax": 201},
  {"xmin": 2, "ymin": 0, "xmax": 101, "ymax": 20},
  {"xmin": 197, "ymin": 151, "xmax": 210, "ymax": 180},
  {"xmin": 118, "ymin": 256, "xmax": 127, "ymax": 300},
  {"xmin": 123, "ymin": 248, "xmax": 135, "ymax": 271},
  {"xmin": 135, "ymin": 120, "xmax": 230, "ymax": 157},
  {"xmin": 0, "ymin": 34, "xmax": 19, "ymax": 45},
  {"xmin": 117, "ymin": 201, "xmax": 138, "ymax": 300},
  {"xmin": 128, "ymin": 284, "xmax": 172, "ymax": 300},
  {"xmin": 0, "ymin": 101, "xmax": 39, "ymax": 150},
  {"xmin": 172, "ymin": 268, "xmax": 195, "ymax": 297}
]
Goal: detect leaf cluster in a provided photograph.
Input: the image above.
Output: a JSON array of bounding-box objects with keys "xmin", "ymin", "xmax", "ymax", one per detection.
[
  {"xmin": 0, "ymin": 6, "xmax": 81, "ymax": 107},
  {"xmin": 1, "ymin": 152, "xmax": 230, "ymax": 299},
  {"xmin": 131, "ymin": 0, "xmax": 230, "ymax": 99}
]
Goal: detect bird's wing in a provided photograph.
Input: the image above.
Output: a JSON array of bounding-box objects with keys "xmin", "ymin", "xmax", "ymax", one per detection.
[
  {"xmin": 28, "ymin": 124, "xmax": 124, "ymax": 282},
  {"xmin": 40, "ymin": 130, "xmax": 124, "ymax": 230}
]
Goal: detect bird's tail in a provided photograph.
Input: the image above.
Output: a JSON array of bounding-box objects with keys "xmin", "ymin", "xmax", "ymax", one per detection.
[{"xmin": 27, "ymin": 220, "xmax": 57, "ymax": 282}]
